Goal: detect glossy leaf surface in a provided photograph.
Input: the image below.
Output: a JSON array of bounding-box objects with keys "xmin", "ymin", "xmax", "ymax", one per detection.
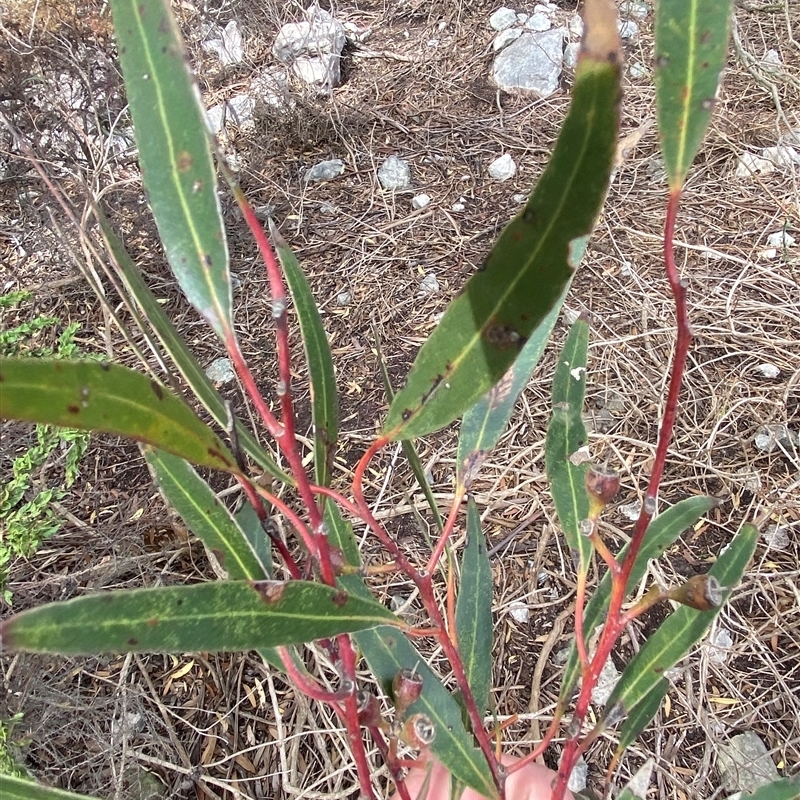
[
  {"xmin": 96, "ymin": 208, "xmax": 289, "ymax": 483},
  {"xmin": 384, "ymin": 30, "xmax": 621, "ymax": 440},
  {"xmin": 144, "ymin": 447, "xmax": 268, "ymax": 580},
  {"xmin": 655, "ymin": 0, "xmax": 734, "ymax": 188},
  {"xmin": 0, "ymin": 358, "xmax": 236, "ymax": 473},
  {"xmin": 559, "ymin": 495, "xmax": 717, "ymax": 705},
  {"xmin": 545, "ymin": 318, "xmax": 591, "ymax": 573},
  {"xmin": 457, "ymin": 283, "xmax": 570, "ymax": 489},
  {"xmin": 1, "ymin": 580, "xmax": 400, "ymax": 655},
  {"xmin": 271, "ymin": 220, "xmax": 338, "ymax": 487},
  {"xmin": 0, "ymin": 775, "xmax": 100, "ymax": 800},
  {"xmin": 109, "ymin": 0, "xmax": 231, "ymax": 338},
  {"xmin": 455, "ymin": 498, "xmax": 493, "ymax": 717},
  {"xmin": 603, "ymin": 524, "xmax": 758, "ymax": 720}
]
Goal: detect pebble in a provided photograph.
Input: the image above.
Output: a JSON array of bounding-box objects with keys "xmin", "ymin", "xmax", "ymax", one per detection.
[
  {"xmin": 489, "ymin": 7, "xmax": 518, "ymax": 31},
  {"xmin": 378, "ymin": 155, "xmax": 412, "ymax": 190},
  {"xmin": 412, "ymin": 193, "xmax": 431, "ymax": 209},
  {"xmin": 304, "ymin": 158, "xmax": 345, "ymax": 183},
  {"xmin": 488, "ymin": 153, "xmax": 517, "ymax": 181}
]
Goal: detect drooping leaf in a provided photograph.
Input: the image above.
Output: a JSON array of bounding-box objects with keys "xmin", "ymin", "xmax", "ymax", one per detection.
[
  {"xmin": 455, "ymin": 498, "xmax": 493, "ymax": 718},
  {"xmin": 144, "ymin": 447, "xmax": 268, "ymax": 580},
  {"xmin": 109, "ymin": 0, "xmax": 232, "ymax": 338},
  {"xmin": 545, "ymin": 318, "xmax": 591, "ymax": 574},
  {"xmin": 384, "ymin": 8, "xmax": 621, "ymax": 440},
  {"xmin": 270, "ymin": 220, "xmax": 338, "ymax": 488},
  {"xmin": 614, "ymin": 677, "xmax": 669, "ymax": 756},
  {"xmin": 615, "ymin": 759, "xmax": 654, "ymax": 800},
  {"xmin": 1, "ymin": 580, "xmax": 401, "ymax": 655},
  {"xmin": 96, "ymin": 207, "xmax": 290, "ymax": 484},
  {"xmin": 0, "ymin": 774, "xmax": 100, "ymax": 800},
  {"xmin": 559, "ymin": 495, "xmax": 718, "ymax": 706},
  {"xmin": 0, "ymin": 358, "xmax": 236, "ymax": 473},
  {"xmin": 602, "ymin": 524, "xmax": 758, "ymax": 721},
  {"xmin": 235, "ymin": 501, "xmax": 273, "ymax": 579},
  {"xmin": 457, "ymin": 281, "xmax": 571, "ymax": 490},
  {"xmin": 744, "ymin": 780, "xmax": 800, "ymax": 800},
  {"xmin": 655, "ymin": 0, "xmax": 734, "ymax": 188}
]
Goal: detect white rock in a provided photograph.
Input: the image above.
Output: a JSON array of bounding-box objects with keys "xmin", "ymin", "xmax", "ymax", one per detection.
[
  {"xmin": 304, "ymin": 158, "xmax": 345, "ymax": 183},
  {"xmin": 761, "ymin": 144, "xmax": 800, "ymax": 167},
  {"xmin": 620, "ymin": 0, "xmax": 650, "ymax": 18},
  {"xmin": 567, "ymin": 758, "xmax": 588, "ymax": 793},
  {"xmin": 561, "ymin": 306, "xmax": 580, "ymax": 326},
  {"xmin": 336, "ymin": 291, "xmax": 352, "ymax": 306},
  {"xmin": 629, "ymin": 61, "xmax": 647, "ymax": 79},
  {"xmin": 718, "ymin": 732, "xmax": 781, "ymax": 795},
  {"xmin": 494, "ymin": 27, "xmax": 523, "ymax": 51},
  {"xmin": 618, "ymin": 19, "xmax": 639, "ymax": 39},
  {"xmin": 760, "ymin": 49, "xmax": 782, "ymax": 72},
  {"xmin": 489, "ymin": 7, "xmax": 518, "ymax": 31},
  {"xmin": 766, "ymin": 230, "xmax": 795, "ymax": 249},
  {"xmin": 378, "ymin": 155, "xmax": 412, "ymax": 190},
  {"xmin": 488, "ymin": 153, "xmax": 517, "ymax": 181},
  {"xmin": 427, "ymin": 39, "xmax": 440, "ymax": 48},
  {"xmin": 251, "ymin": 67, "xmax": 292, "ymax": 108},
  {"xmin": 591, "ymin": 657, "xmax": 620, "ymax": 705},
  {"xmin": 705, "ymin": 626, "xmax": 733, "ymax": 665},
  {"xmin": 758, "ymin": 248, "xmax": 778, "ymax": 260},
  {"xmin": 619, "ymin": 500, "xmax": 641, "ymax": 521},
  {"xmin": 205, "ymin": 357, "xmax": 235, "ymax": 384},
  {"xmin": 780, "ymin": 128, "xmax": 800, "ymax": 147},
  {"xmin": 512, "ymin": 193, "xmax": 527, "ymax": 203},
  {"xmin": 292, "ymin": 54, "xmax": 341, "ymax": 92},
  {"xmin": 524, "ymin": 11, "xmax": 551, "ymax": 32},
  {"xmin": 508, "ymin": 600, "xmax": 530, "ymax": 624},
  {"xmin": 451, "ymin": 202, "xmax": 466, "ymax": 212},
  {"xmin": 492, "ymin": 29, "xmax": 565, "ymax": 97},
  {"xmin": 735, "ymin": 467, "xmax": 761, "ymax": 492},
  {"xmin": 202, "ymin": 20, "xmax": 244, "ymax": 65},
  {"xmin": 568, "ymin": 14, "xmax": 584, "ymax": 38},
  {"xmin": 412, "ymin": 193, "xmax": 431, "ymax": 209},
  {"xmin": 563, "ymin": 42, "xmax": 580, "ymax": 69},
  {"xmin": 516, "ymin": 12, "xmax": 528, "ymax": 24},
  {"xmin": 735, "ymin": 152, "xmax": 776, "ymax": 178},
  {"xmin": 754, "ymin": 423, "xmax": 799, "ymax": 453},
  {"xmin": 206, "ymin": 94, "xmax": 256, "ymax": 134},
  {"xmin": 765, "ymin": 524, "xmax": 790, "ymax": 551},
  {"xmin": 755, "ymin": 362, "xmax": 780, "ymax": 378},
  {"xmin": 418, "ymin": 273, "xmax": 440, "ymax": 296}
]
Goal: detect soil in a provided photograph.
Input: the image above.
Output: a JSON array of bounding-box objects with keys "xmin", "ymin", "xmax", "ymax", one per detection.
[{"xmin": 1, "ymin": 1, "xmax": 799, "ymax": 799}]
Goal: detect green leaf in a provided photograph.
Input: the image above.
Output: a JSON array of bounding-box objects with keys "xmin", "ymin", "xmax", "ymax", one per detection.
[
  {"xmin": 271, "ymin": 220, "xmax": 338, "ymax": 487},
  {"xmin": 354, "ymin": 626, "xmax": 497, "ymax": 800},
  {"xmin": 455, "ymin": 498, "xmax": 493, "ymax": 718},
  {"xmin": 615, "ymin": 759, "xmax": 654, "ymax": 800},
  {"xmin": 655, "ymin": 0, "xmax": 734, "ymax": 188},
  {"xmin": 602, "ymin": 524, "xmax": 758, "ymax": 721},
  {"xmin": 1, "ymin": 580, "xmax": 401, "ymax": 655},
  {"xmin": 384, "ymin": 43, "xmax": 621, "ymax": 439},
  {"xmin": 545, "ymin": 318, "xmax": 591, "ymax": 573},
  {"xmin": 95, "ymin": 207, "xmax": 290, "ymax": 484},
  {"xmin": 0, "ymin": 358, "xmax": 236, "ymax": 473},
  {"xmin": 109, "ymin": 0, "xmax": 231, "ymax": 338},
  {"xmin": 0, "ymin": 774, "xmax": 100, "ymax": 800},
  {"xmin": 457, "ymin": 282, "xmax": 570, "ymax": 489},
  {"xmin": 614, "ymin": 677, "xmax": 669, "ymax": 756},
  {"xmin": 235, "ymin": 502, "xmax": 273, "ymax": 579},
  {"xmin": 559, "ymin": 495, "xmax": 717, "ymax": 706},
  {"xmin": 144, "ymin": 447, "xmax": 268, "ymax": 580},
  {"xmin": 745, "ymin": 780, "xmax": 800, "ymax": 800}
]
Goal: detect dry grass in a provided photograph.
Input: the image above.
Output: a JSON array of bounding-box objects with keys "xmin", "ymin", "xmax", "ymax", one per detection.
[{"xmin": 0, "ymin": 0, "xmax": 798, "ymax": 798}]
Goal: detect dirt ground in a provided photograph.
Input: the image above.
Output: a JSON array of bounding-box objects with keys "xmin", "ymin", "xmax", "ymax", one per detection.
[{"xmin": 1, "ymin": 1, "xmax": 798, "ymax": 798}]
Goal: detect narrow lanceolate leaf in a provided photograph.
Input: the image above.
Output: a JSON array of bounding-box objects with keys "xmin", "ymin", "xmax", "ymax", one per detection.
[
  {"xmin": 353, "ymin": 626, "xmax": 497, "ymax": 800},
  {"xmin": 457, "ymin": 282, "xmax": 570, "ymax": 490},
  {"xmin": 109, "ymin": 0, "xmax": 231, "ymax": 338},
  {"xmin": 0, "ymin": 774, "xmax": 101, "ymax": 800},
  {"xmin": 655, "ymin": 0, "xmax": 734, "ymax": 188},
  {"xmin": 96, "ymin": 207, "xmax": 290, "ymax": 484},
  {"xmin": 614, "ymin": 677, "xmax": 669, "ymax": 756},
  {"xmin": 0, "ymin": 580, "xmax": 401, "ymax": 655},
  {"xmin": 236, "ymin": 502, "xmax": 273, "ymax": 579},
  {"xmin": 455, "ymin": 498, "xmax": 493, "ymax": 718},
  {"xmin": 384, "ymin": 6, "xmax": 620, "ymax": 440},
  {"xmin": 270, "ymin": 220, "xmax": 338, "ymax": 487},
  {"xmin": 559, "ymin": 495, "xmax": 717, "ymax": 706},
  {"xmin": 144, "ymin": 447, "xmax": 268, "ymax": 580},
  {"xmin": 602, "ymin": 524, "xmax": 758, "ymax": 721},
  {"xmin": 545, "ymin": 318, "xmax": 591, "ymax": 573},
  {"xmin": 745, "ymin": 780, "xmax": 800, "ymax": 800},
  {"xmin": 0, "ymin": 358, "xmax": 236, "ymax": 473},
  {"xmin": 616, "ymin": 759, "xmax": 655, "ymax": 800}
]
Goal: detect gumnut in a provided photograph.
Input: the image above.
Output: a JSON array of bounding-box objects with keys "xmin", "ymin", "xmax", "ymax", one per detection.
[
  {"xmin": 391, "ymin": 755, "xmax": 574, "ymax": 800},
  {"xmin": 400, "ymin": 713, "xmax": 436, "ymax": 749},
  {"xmin": 356, "ymin": 690, "xmax": 383, "ymax": 728},
  {"xmin": 585, "ymin": 465, "xmax": 621, "ymax": 518},
  {"xmin": 667, "ymin": 574, "xmax": 724, "ymax": 611},
  {"xmin": 392, "ymin": 667, "xmax": 423, "ymax": 714}
]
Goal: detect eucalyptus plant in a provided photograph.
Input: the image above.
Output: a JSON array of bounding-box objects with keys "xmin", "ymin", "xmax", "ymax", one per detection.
[{"xmin": 0, "ymin": 0, "xmax": 793, "ymax": 799}]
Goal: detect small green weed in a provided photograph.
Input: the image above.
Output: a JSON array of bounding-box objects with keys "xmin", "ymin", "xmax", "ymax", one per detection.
[
  {"xmin": 0, "ymin": 291, "xmax": 91, "ymax": 603},
  {"xmin": 0, "ymin": 714, "xmax": 27, "ymax": 779}
]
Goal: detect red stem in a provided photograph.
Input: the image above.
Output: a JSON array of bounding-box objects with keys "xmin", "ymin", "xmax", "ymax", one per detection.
[{"xmin": 553, "ymin": 189, "xmax": 692, "ymax": 799}]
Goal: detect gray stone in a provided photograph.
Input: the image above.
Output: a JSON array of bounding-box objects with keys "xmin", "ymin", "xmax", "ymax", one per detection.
[
  {"xmin": 205, "ymin": 357, "xmax": 235, "ymax": 385},
  {"xmin": 304, "ymin": 158, "xmax": 345, "ymax": 183},
  {"xmin": 563, "ymin": 42, "xmax": 580, "ymax": 69},
  {"xmin": 761, "ymin": 144, "xmax": 800, "ymax": 167},
  {"xmin": 489, "ymin": 7, "xmax": 518, "ymax": 31},
  {"xmin": 251, "ymin": 67, "xmax": 292, "ymax": 108},
  {"xmin": 590, "ymin": 658, "xmax": 620, "ymax": 706},
  {"xmin": 488, "ymin": 153, "xmax": 517, "ymax": 181},
  {"xmin": 273, "ymin": 6, "xmax": 345, "ymax": 91},
  {"xmin": 494, "ymin": 27, "xmax": 523, "ymax": 51},
  {"xmin": 524, "ymin": 11, "xmax": 551, "ymax": 32},
  {"xmin": 629, "ymin": 61, "xmax": 648, "ymax": 79},
  {"xmin": 567, "ymin": 758, "xmax": 587, "ymax": 793},
  {"xmin": 336, "ymin": 291, "xmax": 352, "ymax": 306},
  {"xmin": 568, "ymin": 14, "xmax": 584, "ymax": 38},
  {"xmin": 620, "ymin": 0, "xmax": 650, "ymax": 18},
  {"xmin": 755, "ymin": 363, "xmax": 780, "ymax": 378},
  {"xmin": 766, "ymin": 230, "xmax": 795, "ymax": 248},
  {"xmin": 492, "ymin": 29, "xmax": 565, "ymax": 97},
  {"xmin": 378, "ymin": 155, "xmax": 412, "ymax": 190},
  {"xmin": 202, "ymin": 20, "xmax": 244, "ymax": 65},
  {"xmin": 735, "ymin": 152, "xmax": 776, "ymax": 178},
  {"xmin": 418, "ymin": 273, "xmax": 440, "ymax": 296},
  {"xmin": 718, "ymin": 732, "xmax": 780, "ymax": 795},
  {"xmin": 764, "ymin": 524, "xmax": 790, "ymax": 551},
  {"xmin": 206, "ymin": 94, "xmax": 256, "ymax": 134},
  {"xmin": 618, "ymin": 19, "xmax": 639, "ymax": 39},
  {"xmin": 412, "ymin": 193, "xmax": 431, "ymax": 209},
  {"xmin": 754, "ymin": 424, "xmax": 799, "ymax": 453}
]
